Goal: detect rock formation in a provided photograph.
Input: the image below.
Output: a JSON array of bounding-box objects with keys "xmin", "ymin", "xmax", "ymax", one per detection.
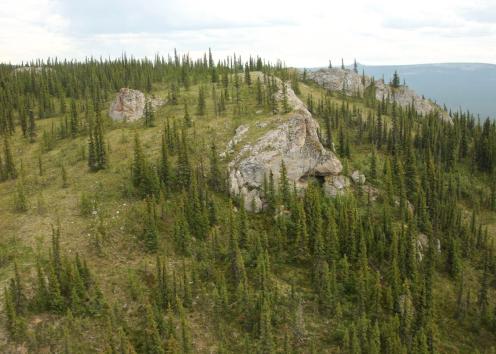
[
  {"xmin": 109, "ymin": 88, "xmax": 145, "ymax": 122},
  {"xmin": 228, "ymin": 76, "xmax": 343, "ymax": 211},
  {"xmin": 14, "ymin": 66, "xmax": 51, "ymax": 74},
  {"xmin": 351, "ymin": 170, "xmax": 366, "ymax": 185},
  {"xmin": 306, "ymin": 68, "xmax": 451, "ymax": 122},
  {"xmin": 109, "ymin": 88, "xmax": 165, "ymax": 122},
  {"xmin": 324, "ymin": 175, "xmax": 351, "ymax": 197},
  {"xmin": 225, "ymin": 125, "xmax": 249, "ymax": 154}
]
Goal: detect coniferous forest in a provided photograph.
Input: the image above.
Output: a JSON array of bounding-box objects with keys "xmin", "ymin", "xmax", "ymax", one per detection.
[{"xmin": 0, "ymin": 51, "xmax": 495, "ymax": 353}]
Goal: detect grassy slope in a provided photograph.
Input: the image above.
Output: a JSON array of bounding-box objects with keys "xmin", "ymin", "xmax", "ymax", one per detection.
[
  {"xmin": 0, "ymin": 74, "xmax": 494, "ymax": 352},
  {"xmin": 0, "ymin": 74, "xmax": 287, "ymax": 351}
]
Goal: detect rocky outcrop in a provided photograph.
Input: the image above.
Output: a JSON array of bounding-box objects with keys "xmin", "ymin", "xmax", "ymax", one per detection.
[
  {"xmin": 323, "ymin": 175, "xmax": 351, "ymax": 197},
  {"xmin": 226, "ymin": 125, "xmax": 249, "ymax": 154},
  {"xmin": 308, "ymin": 68, "xmax": 368, "ymax": 95},
  {"xmin": 416, "ymin": 232, "xmax": 441, "ymax": 261},
  {"xmin": 14, "ymin": 66, "xmax": 51, "ymax": 75},
  {"xmin": 109, "ymin": 88, "xmax": 145, "ymax": 122},
  {"xmin": 229, "ymin": 77, "xmax": 342, "ymax": 211},
  {"xmin": 351, "ymin": 170, "xmax": 366, "ymax": 185},
  {"xmin": 109, "ymin": 88, "xmax": 165, "ymax": 122},
  {"xmin": 307, "ymin": 68, "xmax": 451, "ymax": 122}
]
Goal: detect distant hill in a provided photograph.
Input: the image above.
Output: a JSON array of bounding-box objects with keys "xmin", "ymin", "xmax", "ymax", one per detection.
[{"xmin": 354, "ymin": 63, "xmax": 496, "ymax": 119}]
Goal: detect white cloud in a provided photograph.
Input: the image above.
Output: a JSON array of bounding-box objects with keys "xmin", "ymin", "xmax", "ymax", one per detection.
[
  {"xmin": 0, "ymin": 0, "xmax": 495, "ymax": 65},
  {"xmin": 0, "ymin": 0, "xmax": 75, "ymax": 62}
]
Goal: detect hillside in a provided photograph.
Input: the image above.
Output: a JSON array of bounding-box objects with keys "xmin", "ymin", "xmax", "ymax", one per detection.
[{"xmin": 0, "ymin": 54, "xmax": 496, "ymax": 353}]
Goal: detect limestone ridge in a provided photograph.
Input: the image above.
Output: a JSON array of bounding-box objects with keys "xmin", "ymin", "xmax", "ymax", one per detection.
[
  {"xmin": 109, "ymin": 88, "xmax": 165, "ymax": 122},
  {"xmin": 229, "ymin": 76, "xmax": 343, "ymax": 211},
  {"xmin": 307, "ymin": 68, "xmax": 452, "ymax": 122}
]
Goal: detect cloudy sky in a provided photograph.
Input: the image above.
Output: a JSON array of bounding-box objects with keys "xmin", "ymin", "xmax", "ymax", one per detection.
[{"xmin": 1, "ymin": 0, "xmax": 495, "ymax": 66}]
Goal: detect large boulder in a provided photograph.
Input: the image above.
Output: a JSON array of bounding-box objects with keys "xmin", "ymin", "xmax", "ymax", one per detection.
[
  {"xmin": 307, "ymin": 68, "xmax": 368, "ymax": 95},
  {"xmin": 109, "ymin": 88, "xmax": 166, "ymax": 122},
  {"xmin": 229, "ymin": 77, "xmax": 342, "ymax": 211},
  {"xmin": 307, "ymin": 68, "xmax": 451, "ymax": 122},
  {"xmin": 351, "ymin": 170, "xmax": 366, "ymax": 185},
  {"xmin": 109, "ymin": 88, "xmax": 146, "ymax": 122}
]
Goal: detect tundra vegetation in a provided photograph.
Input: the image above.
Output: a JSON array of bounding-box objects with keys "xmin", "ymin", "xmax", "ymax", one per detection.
[{"xmin": 0, "ymin": 51, "xmax": 495, "ymax": 353}]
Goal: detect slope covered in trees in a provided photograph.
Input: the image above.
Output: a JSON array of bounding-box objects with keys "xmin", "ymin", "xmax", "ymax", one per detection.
[{"xmin": 0, "ymin": 51, "xmax": 495, "ymax": 353}]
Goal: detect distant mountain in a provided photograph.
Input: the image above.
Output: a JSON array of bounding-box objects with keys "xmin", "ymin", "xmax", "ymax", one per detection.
[{"xmin": 353, "ymin": 63, "xmax": 496, "ymax": 119}]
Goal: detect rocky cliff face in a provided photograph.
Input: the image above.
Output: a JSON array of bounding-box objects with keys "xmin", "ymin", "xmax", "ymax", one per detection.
[
  {"xmin": 228, "ymin": 76, "xmax": 343, "ymax": 211},
  {"xmin": 109, "ymin": 88, "xmax": 165, "ymax": 122},
  {"xmin": 307, "ymin": 68, "xmax": 451, "ymax": 122}
]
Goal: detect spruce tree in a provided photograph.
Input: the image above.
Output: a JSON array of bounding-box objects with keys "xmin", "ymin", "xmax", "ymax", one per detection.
[
  {"xmin": 176, "ymin": 130, "xmax": 191, "ymax": 189},
  {"xmin": 256, "ymin": 77, "xmax": 263, "ymax": 106},
  {"xmin": 38, "ymin": 154, "xmax": 44, "ymax": 176},
  {"xmin": 17, "ymin": 107, "xmax": 27, "ymax": 138},
  {"xmin": 259, "ymin": 296, "xmax": 274, "ymax": 354},
  {"xmin": 369, "ymin": 148, "xmax": 377, "ymax": 183},
  {"xmin": 282, "ymin": 82, "xmax": 290, "ymax": 113},
  {"xmin": 279, "ymin": 160, "xmax": 290, "ymax": 206},
  {"xmin": 143, "ymin": 198, "xmax": 159, "ymax": 252},
  {"xmin": 14, "ymin": 181, "xmax": 28, "ymax": 212},
  {"xmin": 2, "ymin": 137, "xmax": 17, "ymax": 179},
  {"xmin": 183, "ymin": 103, "xmax": 192, "ymax": 127},
  {"xmin": 244, "ymin": 63, "xmax": 251, "ymax": 86},
  {"xmin": 28, "ymin": 107, "xmax": 36, "ymax": 143},
  {"xmin": 197, "ymin": 86, "xmax": 206, "ymax": 116},
  {"xmin": 159, "ymin": 133, "xmax": 170, "ymax": 190},
  {"xmin": 132, "ymin": 132, "xmax": 146, "ymax": 189},
  {"xmin": 144, "ymin": 100, "xmax": 155, "ymax": 127},
  {"xmin": 142, "ymin": 303, "xmax": 165, "ymax": 354},
  {"xmin": 70, "ymin": 99, "xmax": 79, "ymax": 137},
  {"xmin": 174, "ymin": 204, "xmax": 191, "ymax": 256},
  {"xmin": 209, "ymin": 142, "xmax": 222, "ymax": 192},
  {"xmin": 88, "ymin": 109, "xmax": 107, "ymax": 171},
  {"xmin": 61, "ymin": 164, "xmax": 68, "ymax": 188},
  {"xmin": 391, "ymin": 71, "xmax": 401, "ymax": 88}
]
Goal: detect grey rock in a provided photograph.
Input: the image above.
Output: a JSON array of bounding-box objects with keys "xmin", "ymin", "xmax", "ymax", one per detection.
[
  {"xmin": 416, "ymin": 232, "xmax": 441, "ymax": 261},
  {"xmin": 324, "ymin": 175, "xmax": 351, "ymax": 197},
  {"xmin": 307, "ymin": 68, "xmax": 451, "ymax": 122},
  {"xmin": 351, "ymin": 170, "xmax": 366, "ymax": 184},
  {"xmin": 14, "ymin": 66, "xmax": 51, "ymax": 74},
  {"xmin": 229, "ymin": 76, "xmax": 342, "ymax": 211},
  {"xmin": 308, "ymin": 68, "xmax": 366, "ymax": 95},
  {"xmin": 109, "ymin": 88, "xmax": 145, "ymax": 122},
  {"xmin": 226, "ymin": 125, "xmax": 249, "ymax": 154},
  {"xmin": 109, "ymin": 88, "xmax": 165, "ymax": 122},
  {"xmin": 256, "ymin": 121, "xmax": 268, "ymax": 128}
]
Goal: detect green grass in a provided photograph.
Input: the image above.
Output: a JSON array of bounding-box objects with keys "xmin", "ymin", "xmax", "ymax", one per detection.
[
  {"xmin": 0, "ymin": 74, "xmax": 287, "ymax": 350},
  {"xmin": 0, "ymin": 72, "xmax": 495, "ymax": 352}
]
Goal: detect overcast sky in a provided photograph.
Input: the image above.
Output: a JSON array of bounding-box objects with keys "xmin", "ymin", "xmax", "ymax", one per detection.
[{"xmin": 1, "ymin": 0, "xmax": 495, "ymax": 66}]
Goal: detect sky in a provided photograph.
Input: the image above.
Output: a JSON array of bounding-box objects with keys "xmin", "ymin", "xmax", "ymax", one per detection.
[{"xmin": 1, "ymin": 0, "xmax": 495, "ymax": 67}]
